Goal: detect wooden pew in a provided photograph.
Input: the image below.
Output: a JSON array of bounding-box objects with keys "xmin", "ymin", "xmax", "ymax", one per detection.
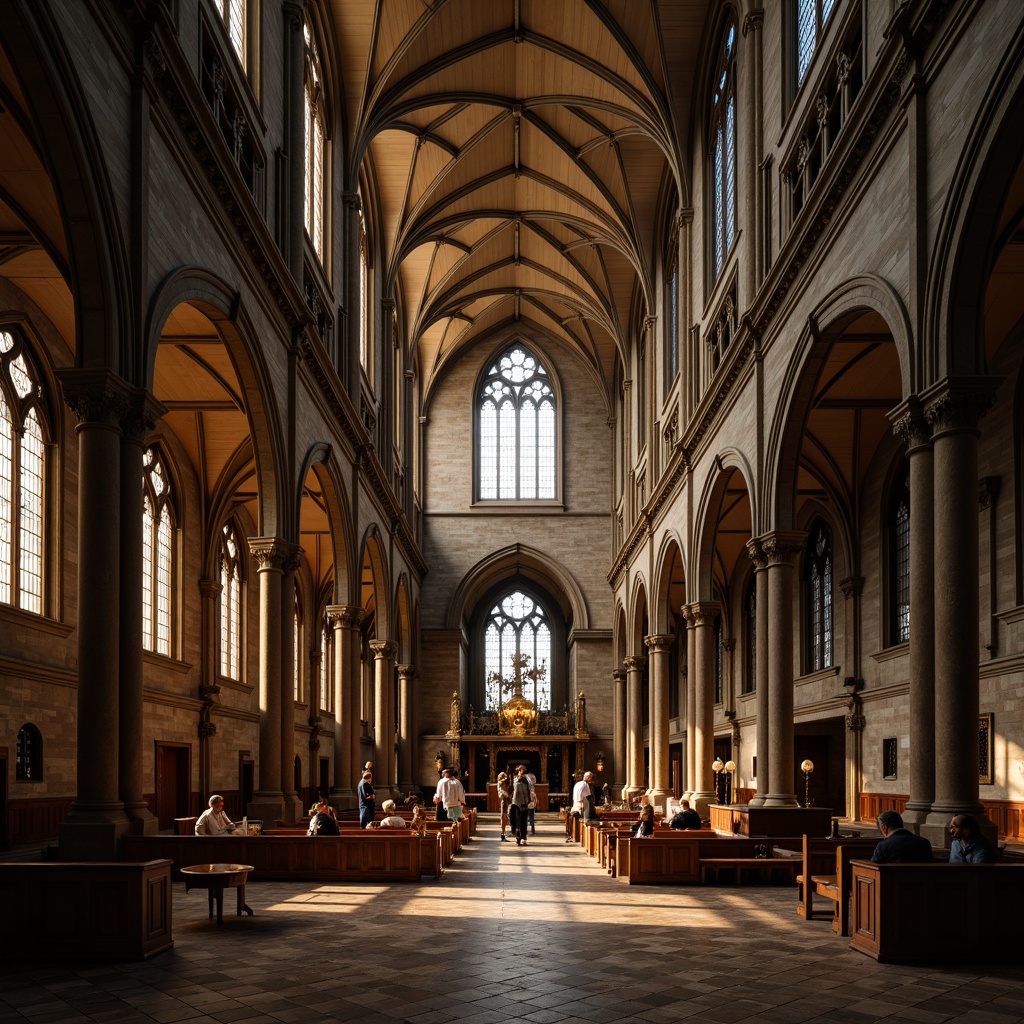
[
  {"xmin": 795, "ymin": 835, "xmax": 881, "ymax": 934},
  {"xmin": 122, "ymin": 832, "xmax": 437, "ymax": 882},
  {"xmin": 618, "ymin": 833, "xmax": 762, "ymax": 884},
  {"xmin": 849, "ymin": 861, "xmax": 1024, "ymax": 962}
]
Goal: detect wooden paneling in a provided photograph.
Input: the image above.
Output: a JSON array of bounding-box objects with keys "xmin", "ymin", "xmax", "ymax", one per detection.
[
  {"xmin": 121, "ymin": 832, "xmax": 433, "ymax": 882},
  {"xmin": 859, "ymin": 793, "xmax": 1024, "ymax": 841},
  {"xmin": 8, "ymin": 797, "xmax": 73, "ymax": 845},
  {"xmin": 0, "ymin": 860, "xmax": 173, "ymax": 961},
  {"xmin": 850, "ymin": 861, "xmax": 1024, "ymax": 963}
]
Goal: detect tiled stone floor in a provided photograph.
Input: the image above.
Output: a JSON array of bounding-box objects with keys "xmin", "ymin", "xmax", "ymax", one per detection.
[{"xmin": 2, "ymin": 817, "xmax": 1023, "ymax": 1024}]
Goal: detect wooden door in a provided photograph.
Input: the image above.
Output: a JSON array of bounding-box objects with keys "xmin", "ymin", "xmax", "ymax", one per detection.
[{"xmin": 155, "ymin": 743, "xmax": 191, "ymax": 830}]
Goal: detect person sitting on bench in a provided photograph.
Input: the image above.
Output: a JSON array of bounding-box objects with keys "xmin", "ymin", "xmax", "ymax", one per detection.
[
  {"xmin": 630, "ymin": 803, "xmax": 655, "ymax": 838},
  {"xmin": 948, "ymin": 813, "xmax": 994, "ymax": 863},
  {"xmin": 669, "ymin": 799, "xmax": 701, "ymax": 830},
  {"xmin": 870, "ymin": 810, "xmax": 932, "ymax": 862}
]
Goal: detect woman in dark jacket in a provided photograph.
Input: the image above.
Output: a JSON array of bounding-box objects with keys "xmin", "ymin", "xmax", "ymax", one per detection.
[{"xmin": 630, "ymin": 803, "xmax": 655, "ymax": 837}]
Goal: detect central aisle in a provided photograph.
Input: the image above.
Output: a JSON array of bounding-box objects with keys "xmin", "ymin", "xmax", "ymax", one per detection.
[{"xmin": 2, "ymin": 817, "xmax": 1022, "ymax": 1023}]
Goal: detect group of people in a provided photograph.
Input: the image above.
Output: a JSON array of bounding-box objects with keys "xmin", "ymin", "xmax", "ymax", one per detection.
[
  {"xmin": 496, "ymin": 764, "xmax": 537, "ymax": 846},
  {"xmin": 870, "ymin": 810, "xmax": 995, "ymax": 863}
]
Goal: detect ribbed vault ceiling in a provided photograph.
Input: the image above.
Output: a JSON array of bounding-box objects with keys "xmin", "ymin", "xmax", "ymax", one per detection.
[{"xmin": 331, "ymin": 0, "xmax": 708, "ymax": 397}]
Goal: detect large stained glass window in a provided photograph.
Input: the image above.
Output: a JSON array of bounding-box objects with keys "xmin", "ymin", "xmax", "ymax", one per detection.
[
  {"xmin": 484, "ymin": 590, "xmax": 551, "ymax": 710},
  {"xmin": 710, "ymin": 20, "xmax": 737, "ymax": 279},
  {"xmin": 142, "ymin": 447, "xmax": 174, "ymax": 656},
  {"xmin": 796, "ymin": 0, "xmax": 837, "ymax": 87},
  {"xmin": 479, "ymin": 346, "xmax": 555, "ymax": 500},
  {"xmin": 891, "ymin": 464, "xmax": 910, "ymax": 645},
  {"xmin": 0, "ymin": 328, "xmax": 46, "ymax": 615},
  {"xmin": 806, "ymin": 521, "xmax": 833, "ymax": 672},
  {"xmin": 219, "ymin": 522, "xmax": 243, "ymax": 680}
]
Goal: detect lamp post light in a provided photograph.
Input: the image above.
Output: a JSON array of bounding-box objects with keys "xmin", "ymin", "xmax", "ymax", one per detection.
[
  {"xmin": 595, "ymin": 751, "xmax": 606, "ymax": 773},
  {"xmin": 800, "ymin": 759, "xmax": 815, "ymax": 807},
  {"xmin": 712, "ymin": 757, "xmax": 725, "ymax": 804},
  {"xmin": 724, "ymin": 760, "xmax": 736, "ymax": 805}
]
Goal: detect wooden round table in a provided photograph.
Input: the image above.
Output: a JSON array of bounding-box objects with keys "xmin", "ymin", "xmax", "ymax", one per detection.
[{"xmin": 181, "ymin": 863, "xmax": 254, "ymax": 924}]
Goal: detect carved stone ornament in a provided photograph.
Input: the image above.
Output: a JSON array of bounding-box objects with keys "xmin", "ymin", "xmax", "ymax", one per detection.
[
  {"xmin": 689, "ymin": 603, "xmax": 720, "ymax": 628},
  {"xmin": 121, "ymin": 389, "xmax": 167, "ymax": 442},
  {"xmin": 644, "ymin": 634, "xmax": 674, "ymax": 655},
  {"xmin": 55, "ymin": 369, "xmax": 133, "ymax": 428},
  {"xmin": 924, "ymin": 384, "xmax": 997, "ymax": 435},
  {"xmin": 248, "ymin": 538, "xmax": 292, "ymax": 571},
  {"xmin": 746, "ymin": 537, "xmax": 768, "ymax": 570},
  {"xmin": 760, "ymin": 532, "xmax": 806, "ymax": 566},
  {"xmin": 846, "ymin": 713, "xmax": 866, "ymax": 733},
  {"xmin": 369, "ymin": 639, "xmax": 398, "ymax": 660},
  {"xmin": 198, "ymin": 721, "xmax": 217, "ymax": 740},
  {"xmin": 623, "ymin": 654, "xmax": 647, "ymax": 671},
  {"xmin": 326, "ymin": 604, "xmax": 362, "ymax": 631},
  {"xmin": 816, "ymin": 93, "xmax": 829, "ymax": 128},
  {"xmin": 836, "ymin": 51, "xmax": 851, "ymax": 86},
  {"xmin": 797, "ymin": 135, "xmax": 811, "ymax": 171},
  {"xmin": 891, "ymin": 409, "xmax": 930, "ymax": 451}
]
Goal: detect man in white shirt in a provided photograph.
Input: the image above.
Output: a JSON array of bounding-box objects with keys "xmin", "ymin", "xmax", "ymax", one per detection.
[
  {"xmin": 435, "ymin": 767, "xmax": 466, "ymax": 822},
  {"xmin": 195, "ymin": 794, "xmax": 234, "ymax": 835},
  {"xmin": 566, "ymin": 771, "xmax": 595, "ymax": 842}
]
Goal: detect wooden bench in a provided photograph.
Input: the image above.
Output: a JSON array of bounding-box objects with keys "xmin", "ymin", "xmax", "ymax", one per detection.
[
  {"xmin": 0, "ymin": 859, "xmax": 173, "ymax": 961},
  {"xmin": 699, "ymin": 857, "xmax": 801, "ymax": 885},
  {"xmin": 796, "ymin": 835, "xmax": 881, "ymax": 934},
  {"xmin": 122, "ymin": 831, "xmax": 440, "ymax": 882},
  {"xmin": 619, "ymin": 834, "xmax": 768, "ymax": 884},
  {"xmin": 850, "ymin": 860, "xmax": 1024, "ymax": 962}
]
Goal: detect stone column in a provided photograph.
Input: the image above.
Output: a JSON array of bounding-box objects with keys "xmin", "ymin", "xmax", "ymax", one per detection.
[
  {"xmin": 623, "ymin": 654, "xmax": 646, "ymax": 800},
  {"xmin": 762, "ymin": 532, "xmax": 805, "ymax": 808},
  {"xmin": 341, "ymin": 190, "xmax": 362, "ymax": 395},
  {"xmin": 247, "ymin": 538, "xmax": 288, "ymax": 823},
  {"xmin": 56, "ymin": 369, "xmax": 132, "ymax": 859},
  {"xmin": 839, "ymin": 576, "xmax": 864, "ymax": 818},
  {"xmin": 349, "ymin": 612, "xmax": 367, "ymax": 792},
  {"xmin": 197, "ymin": 578, "xmax": 222, "ymax": 803},
  {"xmin": 745, "ymin": 540, "xmax": 770, "ymax": 802},
  {"xmin": 612, "ymin": 668, "xmax": 626, "ymax": 795},
  {"xmin": 682, "ymin": 605, "xmax": 696, "ymax": 800},
  {"xmin": 279, "ymin": 545, "xmax": 303, "ymax": 824},
  {"xmin": 689, "ymin": 603, "xmax": 719, "ymax": 816},
  {"xmin": 920, "ymin": 379, "xmax": 998, "ymax": 846},
  {"xmin": 370, "ymin": 639, "xmax": 398, "ymax": 789},
  {"xmin": 119, "ymin": 390, "xmax": 164, "ymax": 835},
  {"xmin": 282, "ymin": 0, "xmax": 305, "ymax": 284},
  {"xmin": 327, "ymin": 605, "xmax": 358, "ymax": 806},
  {"xmin": 397, "ymin": 663, "xmax": 416, "ymax": 789},
  {"xmin": 645, "ymin": 634, "xmax": 673, "ymax": 811},
  {"xmin": 890, "ymin": 399, "xmax": 934, "ymax": 829}
]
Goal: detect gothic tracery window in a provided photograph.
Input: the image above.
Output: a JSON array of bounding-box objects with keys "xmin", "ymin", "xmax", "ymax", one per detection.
[
  {"xmin": 0, "ymin": 328, "xmax": 46, "ymax": 615},
  {"xmin": 796, "ymin": 0, "xmax": 837, "ymax": 87},
  {"xmin": 304, "ymin": 16, "xmax": 326, "ymax": 259},
  {"xmin": 710, "ymin": 19, "xmax": 737, "ymax": 279},
  {"xmin": 890, "ymin": 464, "xmax": 910, "ymax": 645},
  {"xmin": 219, "ymin": 522, "xmax": 243, "ymax": 680},
  {"xmin": 806, "ymin": 520, "xmax": 833, "ymax": 672},
  {"xmin": 478, "ymin": 346, "xmax": 556, "ymax": 501},
  {"xmin": 142, "ymin": 447, "xmax": 174, "ymax": 657},
  {"xmin": 484, "ymin": 590, "xmax": 552, "ymax": 710}
]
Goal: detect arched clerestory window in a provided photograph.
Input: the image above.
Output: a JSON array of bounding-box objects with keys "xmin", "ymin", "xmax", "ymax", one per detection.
[
  {"xmin": 142, "ymin": 447, "xmax": 175, "ymax": 657},
  {"xmin": 710, "ymin": 18, "xmax": 737, "ymax": 281},
  {"xmin": 889, "ymin": 462, "xmax": 910, "ymax": 645},
  {"xmin": 484, "ymin": 590, "xmax": 552, "ymax": 710},
  {"xmin": 219, "ymin": 522, "xmax": 244, "ymax": 680},
  {"xmin": 795, "ymin": 0, "xmax": 837, "ymax": 89},
  {"xmin": 478, "ymin": 345, "xmax": 556, "ymax": 501},
  {"xmin": 0, "ymin": 328, "xmax": 48, "ymax": 615},
  {"xmin": 806, "ymin": 520, "xmax": 833, "ymax": 672},
  {"xmin": 215, "ymin": 0, "xmax": 247, "ymax": 68},
  {"xmin": 304, "ymin": 15, "xmax": 327, "ymax": 259},
  {"xmin": 16, "ymin": 722, "xmax": 42, "ymax": 780}
]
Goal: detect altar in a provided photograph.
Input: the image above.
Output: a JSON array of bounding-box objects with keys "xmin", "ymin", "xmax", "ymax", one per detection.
[{"xmin": 442, "ymin": 653, "xmax": 590, "ymax": 806}]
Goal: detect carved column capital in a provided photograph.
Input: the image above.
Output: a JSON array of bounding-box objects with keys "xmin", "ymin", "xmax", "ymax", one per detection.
[
  {"xmin": 644, "ymin": 633, "xmax": 674, "ymax": 654},
  {"xmin": 326, "ymin": 604, "xmax": 364, "ymax": 630},
  {"xmin": 369, "ymin": 639, "xmax": 398, "ymax": 660},
  {"xmin": 55, "ymin": 368, "xmax": 133, "ymax": 428},
  {"xmin": 922, "ymin": 377, "xmax": 1000, "ymax": 437},
  {"xmin": 688, "ymin": 601, "xmax": 721, "ymax": 627},
  {"xmin": 839, "ymin": 576, "xmax": 865, "ymax": 600},
  {"xmin": 623, "ymin": 654, "xmax": 647, "ymax": 671},
  {"xmin": 396, "ymin": 663, "xmax": 415, "ymax": 680},
  {"xmin": 612, "ymin": 668, "xmax": 627, "ymax": 684},
  {"xmin": 248, "ymin": 537, "xmax": 292, "ymax": 572},
  {"xmin": 746, "ymin": 537, "xmax": 768, "ymax": 570},
  {"xmin": 758, "ymin": 531, "xmax": 806, "ymax": 566},
  {"xmin": 199, "ymin": 577, "xmax": 222, "ymax": 599},
  {"xmin": 978, "ymin": 476, "xmax": 1001, "ymax": 511},
  {"xmin": 742, "ymin": 9, "xmax": 764, "ymax": 36},
  {"xmin": 889, "ymin": 396, "xmax": 931, "ymax": 452},
  {"xmin": 121, "ymin": 388, "xmax": 166, "ymax": 443}
]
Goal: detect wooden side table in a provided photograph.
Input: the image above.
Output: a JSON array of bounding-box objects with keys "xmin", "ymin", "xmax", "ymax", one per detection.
[{"xmin": 181, "ymin": 863, "xmax": 254, "ymax": 924}]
